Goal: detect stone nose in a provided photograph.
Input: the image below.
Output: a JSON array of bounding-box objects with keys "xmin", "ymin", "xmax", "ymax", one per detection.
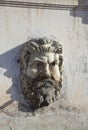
[{"xmin": 43, "ymin": 64, "xmax": 51, "ymax": 77}]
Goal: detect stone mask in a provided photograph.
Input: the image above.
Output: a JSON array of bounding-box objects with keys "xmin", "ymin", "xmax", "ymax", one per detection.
[{"xmin": 20, "ymin": 37, "xmax": 63, "ymax": 108}]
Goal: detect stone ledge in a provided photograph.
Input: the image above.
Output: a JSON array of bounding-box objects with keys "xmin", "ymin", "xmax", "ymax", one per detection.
[{"xmin": 0, "ymin": 0, "xmax": 88, "ymax": 10}]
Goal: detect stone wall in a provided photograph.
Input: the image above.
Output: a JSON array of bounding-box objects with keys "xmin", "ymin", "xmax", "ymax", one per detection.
[{"xmin": 0, "ymin": 0, "xmax": 88, "ymax": 112}]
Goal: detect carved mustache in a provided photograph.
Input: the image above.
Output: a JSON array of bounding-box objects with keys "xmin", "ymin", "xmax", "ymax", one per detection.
[
  {"xmin": 32, "ymin": 75, "xmax": 59, "ymax": 91},
  {"xmin": 32, "ymin": 74, "xmax": 55, "ymax": 83}
]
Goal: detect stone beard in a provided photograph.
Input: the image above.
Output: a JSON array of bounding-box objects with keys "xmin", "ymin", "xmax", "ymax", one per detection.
[{"xmin": 20, "ymin": 38, "xmax": 63, "ymax": 108}]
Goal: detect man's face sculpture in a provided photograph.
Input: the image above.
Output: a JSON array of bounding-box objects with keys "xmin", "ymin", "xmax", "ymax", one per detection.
[{"xmin": 20, "ymin": 38, "xmax": 63, "ymax": 108}]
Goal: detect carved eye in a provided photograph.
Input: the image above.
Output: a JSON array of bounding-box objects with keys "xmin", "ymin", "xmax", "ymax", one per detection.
[
  {"xmin": 50, "ymin": 61, "xmax": 56, "ymax": 66},
  {"xmin": 36, "ymin": 62, "xmax": 42, "ymax": 68}
]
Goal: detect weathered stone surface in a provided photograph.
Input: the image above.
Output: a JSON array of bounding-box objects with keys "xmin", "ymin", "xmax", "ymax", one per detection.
[
  {"xmin": 0, "ymin": 108, "xmax": 88, "ymax": 130},
  {"xmin": 20, "ymin": 37, "xmax": 63, "ymax": 108},
  {"xmin": 0, "ymin": 126, "xmax": 12, "ymax": 130}
]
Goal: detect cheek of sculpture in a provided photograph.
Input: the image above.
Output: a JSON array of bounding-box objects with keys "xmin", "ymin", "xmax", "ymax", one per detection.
[
  {"xmin": 26, "ymin": 67, "xmax": 38, "ymax": 79},
  {"xmin": 26, "ymin": 61, "xmax": 38, "ymax": 79}
]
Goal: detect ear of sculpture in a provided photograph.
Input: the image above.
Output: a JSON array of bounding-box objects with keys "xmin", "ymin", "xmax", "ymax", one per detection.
[
  {"xmin": 20, "ymin": 41, "xmax": 39, "ymax": 69},
  {"xmin": 55, "ymin": 44, "xmax": 63, "ymax": 54},
  {"xmin": 20, "ymin": 45, "xmax": 31, "ymax": 69},
  {"xmin": 59, "ymin": 55, "xmax": 63, "ymax": 75},
  {"xmin": 53, "ymin": 42, "xmax": 63, "ymax": 75}
]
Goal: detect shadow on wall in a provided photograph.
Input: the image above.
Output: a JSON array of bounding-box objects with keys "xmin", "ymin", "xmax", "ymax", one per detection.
[
  {"xmin": 0, "ymin": 44, "xmax": 32, "ymax": 112},
  {"xmin": 70, "ymin": 0, "xmax": 88, "ymax": 24}
]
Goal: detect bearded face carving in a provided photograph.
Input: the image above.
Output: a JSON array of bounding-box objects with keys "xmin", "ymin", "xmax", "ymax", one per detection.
[{"xmin": 20, "ymin": 37, "xmax": 63, "ymax": 108}]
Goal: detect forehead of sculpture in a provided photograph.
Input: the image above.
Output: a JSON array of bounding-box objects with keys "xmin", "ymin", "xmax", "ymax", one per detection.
[{"xmin": 30, "ymin": 52, "xmax": 59, "ymax": 64}]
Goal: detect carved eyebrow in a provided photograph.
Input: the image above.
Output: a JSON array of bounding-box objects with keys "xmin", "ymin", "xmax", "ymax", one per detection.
[
  {"xmin": 34, "ymin": 59, "xmax": 44, "ymax": 62},
  {"xmin": 34, "ymin": 59, "xmax": 47, "ymax": 65},
  {"xmin": 34, "ymin": 57, "xmax": 47, "ymax": 63},
  {"xmin": 29, "ymin": 60, "xmax": 44, "ymax": 67}
]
